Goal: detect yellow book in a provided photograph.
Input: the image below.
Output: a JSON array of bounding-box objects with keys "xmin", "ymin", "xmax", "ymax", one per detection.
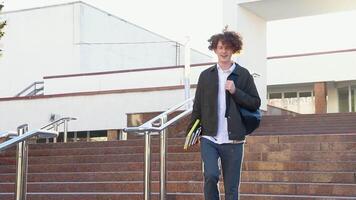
[{"xmin": 184, "ymin": 119, "xmax": 201, "ymax": 150}]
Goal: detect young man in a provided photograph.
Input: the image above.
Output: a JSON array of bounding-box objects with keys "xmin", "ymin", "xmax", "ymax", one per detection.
[{"xmin": 190, "ymin": 31, "xmax": 261, "ymax": 200}]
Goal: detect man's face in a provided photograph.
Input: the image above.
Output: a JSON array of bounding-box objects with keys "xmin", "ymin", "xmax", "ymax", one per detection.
[{"xmin": 214, "ymin": 41, "xmax": 233, "ymax": 64}]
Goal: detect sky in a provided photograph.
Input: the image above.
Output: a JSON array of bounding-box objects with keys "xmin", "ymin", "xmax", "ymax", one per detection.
[{"xmin": 2, "ymin": 0, "xmax": 356, "ymax": 56}]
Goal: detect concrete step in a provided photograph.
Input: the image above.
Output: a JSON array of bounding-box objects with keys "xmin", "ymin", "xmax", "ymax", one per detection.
[
  {"xmin": 0, "ymin": 161, "xmax": 202, "ymax": 173},
  {"xmin": 0, "ymin": 171, "xmax": 203, "ymax": 183},
  {"xmin": 240, "ymin": 194, "xmax": 356, "ymax": 200},
  {"xmin": 26, "ymin": 152, "xmax": 202, "ymax": 164},
  {"xmin": 1, "ymin": 133, "xmax": 353, "ymax": 153},
  {"xmin": 26, "ymin": 138, "xmax": 186, "ymax": 149},
  {"xmin": 259, "ymin": 151, "xmax": 356, "ymax": 162},
  {"xmin": 132, "ymin": 112, "xmax": 356, "ymax": 136},
  {"xmin": 1, "ymin": 181, "xmax": 355, "ymax": 196},
  {"xmin": 1, "ymin": 160, "xmax": 355, "ymax": 174},
  {"xmin": 1, "ymin": 150, "xmax": 354, "ymax": 166},
  {"xmin": 1, "ymin": 193, "xmax": 204, "ymax": 200},
  {"xmin": 1, "ymin": 193, "xmax": 356, "ymax": 200},
  {"xmin": 241, "ymin": 182, "xmax": 356, "ymax": 196},
  {"xmin": 245, "ymin": 142, "xmax": 356, "ymax": 152},
  {"xmin": 241, "ymin": 171, "xmax": 356, "ymax": 184},
  {"xmin": 0, "ymin": 145, "xmax": 198, "ymax": 157},
  {"xmin": 1, "ymin": 170, "xmax": 354, "ymax": 184},
  {"xmin": 1, "ymin": 141, "xmax": 354, "ymax": 160},
  {"xmin": 247, "ymin": 134, "xmax": 356, "ymax": 144},
  {"xmin": 243, "ymin": 161, "xmax": 356, "ymax": 172}
]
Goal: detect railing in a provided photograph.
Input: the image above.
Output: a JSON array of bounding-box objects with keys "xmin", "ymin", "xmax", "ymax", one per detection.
[
  {"xmin": 124, "ymin": 97, "xmax": 194, "ymax": 200},
  {"xmin": 0, "ymin": 117, "xmax": 76, "ymax": 200},
  {"xmin": 0, "ymin": 126, "xmax": 58, "ymax": 151},
  {"xmin": 41, "ymin": 117, "xmax": 77, "ymax": 143},
  {"xmin": 0, "ymin": 124, "xmax": 59, "ymax": 200},
  {"xmin": 15, "ymin": 81, "xmax": 44, "ymax": 97},
  {"xmin": 0, "ymin": 131, "xmax": 17, "ymax": 140}
]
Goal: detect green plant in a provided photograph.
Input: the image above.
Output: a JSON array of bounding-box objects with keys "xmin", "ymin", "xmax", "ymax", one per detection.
[{"xmin": 0, "ymin": 3, "xmax": 6, "ymax": 55}]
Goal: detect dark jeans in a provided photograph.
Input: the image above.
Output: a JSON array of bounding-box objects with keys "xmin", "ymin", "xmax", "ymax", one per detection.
[{"xmin": 200, "ymin": 137, "xmax": 244, "ymax": 200}]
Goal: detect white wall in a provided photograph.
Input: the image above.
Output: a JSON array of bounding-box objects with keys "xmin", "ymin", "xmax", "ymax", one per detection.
[
  {"xmin": 0, "ymin": 3, "xmax": 81, "ymax": 97},
  {"xmin": 44, "ymin": 64, "xmax": 211, "ymax": 95},
  {"xmin": 0, "ymin": 2, "xmax": 211, "ymax": 98},
  {"xmin": 267, "ymin": 51, "xmax": 356, "ymax": 85},
  {"xmin": 0, "ymin": 88, "xmax": 196, "ymax": 132},
  {"xmin": 223, "ymin": 0, "xmax": 267, "ymax": 110},
  {"xmin": 79, "ymin": 3, "xmax": 176, "ymax": 71},
  {"xmin": 78, "ymin": 3, "xmax": 211, "ymax": 72}
]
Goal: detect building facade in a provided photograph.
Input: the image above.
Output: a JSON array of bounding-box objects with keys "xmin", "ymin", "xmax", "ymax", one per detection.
[
  {"xmin": 223, "ymin": 0, "xmax": 356, "ymax": 114},
  {"xmin": 0, "ymin": 1, "xmax": 211, "ymax": 97}
]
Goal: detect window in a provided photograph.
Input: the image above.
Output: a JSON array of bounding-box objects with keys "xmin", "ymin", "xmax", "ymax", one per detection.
[
  {"xmin": 90, "ymin": 130, "xmax": 107, "ymax": 142},
  {"xmin": 299, "ymin": 92, "xmax": 312, "ymax": 97},
  {"xmin": 268, "ymin": 90, "xmax": 315, "ymax": 114},
  {"xmin": 269, "ymin": 93, "xmax": 282, "ymax": 99},
  {"xmin": 338, "ymin": 87, "xmax": 349, "ymax": 113},
  {"xmin": 352, "ymin": 85, "xmax": 356, "ymax": 112},
  {"xmin": 284, "ymin": 92, "xmax": 297, "ymax": 98}
]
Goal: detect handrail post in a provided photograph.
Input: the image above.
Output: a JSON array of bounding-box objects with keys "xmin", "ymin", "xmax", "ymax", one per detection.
[
  {"xmin": 123, "ymin": 98, "xmax": 195, "ymax": 200},
  {"xmin": 53, "ymin": 123, "xmax": 58, "ymax": 143},
  {"xmin": 63, "ymin": 119, "xmax": 68, "ymax": 143},
  {"xmin": 15, "ymin": 124, "xmax": 29, "ymax": 200},
  {"xmin": 144, "ymin": 131, "xmax": 151, "ymax": 200},
  {"xmin": 160, "ymin": 115, "xmax": 167, "ymax": 200}
]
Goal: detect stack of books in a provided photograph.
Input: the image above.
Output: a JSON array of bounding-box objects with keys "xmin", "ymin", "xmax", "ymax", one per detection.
[{"xmin": 183, "ymin": 119, "xmax": 201, "ymax": 150}]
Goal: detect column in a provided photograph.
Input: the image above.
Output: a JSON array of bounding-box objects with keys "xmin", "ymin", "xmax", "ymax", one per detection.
[{"xmin": 314, "ymin": 82, "xmax": 327, "ymax": 114}]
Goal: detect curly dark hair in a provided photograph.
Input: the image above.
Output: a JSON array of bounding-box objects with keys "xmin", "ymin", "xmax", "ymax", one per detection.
[{"xmin": 208, "ymin": 31, "xmax": 243, "ymax": 54}]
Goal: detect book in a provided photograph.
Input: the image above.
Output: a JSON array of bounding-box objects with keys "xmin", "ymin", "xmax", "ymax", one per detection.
[{"xmin": 183, "ymin": 119, "xmax": 201, "ymax": 150}]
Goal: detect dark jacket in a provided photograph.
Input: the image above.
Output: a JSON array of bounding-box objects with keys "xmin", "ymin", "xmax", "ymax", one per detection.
[{"xmin": 190, "ymin": 63, "xmax": 261, "ymax": 141}]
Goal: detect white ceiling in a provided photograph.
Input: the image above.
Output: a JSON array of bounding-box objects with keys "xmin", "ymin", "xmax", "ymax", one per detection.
[{"xmin": 238, "ymin": 0, "xmax": 356, "ymax": 21}]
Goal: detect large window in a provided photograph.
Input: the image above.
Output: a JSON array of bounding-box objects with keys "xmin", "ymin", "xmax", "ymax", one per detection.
[
  {"xmin": 338, "ymin": 87, "xmax": 349, "ymax": 112},
  {"xmin": 37, "ymin": 130, "xmax": 108, "ymax": 143},
  {"xmin": 268, "ymin": 91, "xmax": 315, "ymax": 114},
  {"xmin": 338, "ymin": 85, "xmax": 356, "ymax": 112}
]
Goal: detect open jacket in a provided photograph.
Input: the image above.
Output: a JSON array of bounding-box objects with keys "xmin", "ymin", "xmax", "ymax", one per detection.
[{"xmin": 189, "ymin": 63, "xmax": 261, "ymax": 141}]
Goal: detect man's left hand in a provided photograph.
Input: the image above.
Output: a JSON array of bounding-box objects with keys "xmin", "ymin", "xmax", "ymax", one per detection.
[{"xmin": 225, "ymin": 80, "xmax": 236, "ymax": 94}]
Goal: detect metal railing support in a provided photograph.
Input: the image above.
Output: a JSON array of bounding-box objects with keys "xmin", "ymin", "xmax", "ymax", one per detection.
[
  {"xmin": 15, "ymin": 124, "xmax": 29, "ymax": 200},
  {"xmin": 144, "ymin": 131, "xmax": 151, "ymax": 200},
  {"xmin": 63, "ymin": 119, "xmax": 68, "ymax": 143},
  {"xmin": 119, "ymin": 130, "xmax": 127, "ymax": 140},
  {"xmin": 124, "ymin": 97, "xmax": 194, "ymax": 200},
  {"xmin": 160, "ymin": 115, "xmax": 167, "ymax": 200},
  {"xmin": 53, "ymin": 123, "xmax": 58, "ymax": 143},
  {"xmin": 40, "ymin": 117, "xmax": 76, "ymax": 143}
]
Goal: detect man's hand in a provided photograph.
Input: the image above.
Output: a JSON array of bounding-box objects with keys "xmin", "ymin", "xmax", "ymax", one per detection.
[{"xmin": 225, "ymin": 80, "xmax": 236, "ymax": 94}]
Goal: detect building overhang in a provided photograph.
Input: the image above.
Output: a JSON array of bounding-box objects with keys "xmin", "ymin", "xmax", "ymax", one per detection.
[{"xmin": 238, "ymin": 0, "xmax": 356, "ymax": 20}]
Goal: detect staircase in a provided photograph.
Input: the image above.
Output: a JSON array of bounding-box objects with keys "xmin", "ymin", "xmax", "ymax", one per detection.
[
  {"xmin": 1, "ymin": 113, "xmax": 356, "ymax": 200},
  {"xmin": 1, "ymin": 131, "xmax": 355, "ymax": 200}
]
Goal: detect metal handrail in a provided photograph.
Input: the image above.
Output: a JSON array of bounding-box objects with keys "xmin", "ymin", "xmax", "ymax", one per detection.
[
  {"xmin": 0, "ymin": 125, "xmax": 59, "ymax": 200},
  {"xmin": 41, "ymin": 117, "xmax": 77, "ymax": 143},
  {"xmin": 41, "ymin": 117, "xmax": 77, "ymax": 129},
  {"xmin": 0, "ymin": 131, "xmax": 18, "ymax": 139},
  {"xmin": 15, "ymin": 81, "xmax": 44, "ymax": 97},
  {"xmin": 139, "ymin": 97, "xmax": 193, "ymax": 129},
  {"xmin": 0, "ymin": 129, "xmax": 58, "ymax": 151},
  {"xmin": 123, "ymin": 97, "xmax": 194, "ymax": 200},
  {"xmin": 123, "ymin": 108, "xmax": 192, "ymax": 134}
]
